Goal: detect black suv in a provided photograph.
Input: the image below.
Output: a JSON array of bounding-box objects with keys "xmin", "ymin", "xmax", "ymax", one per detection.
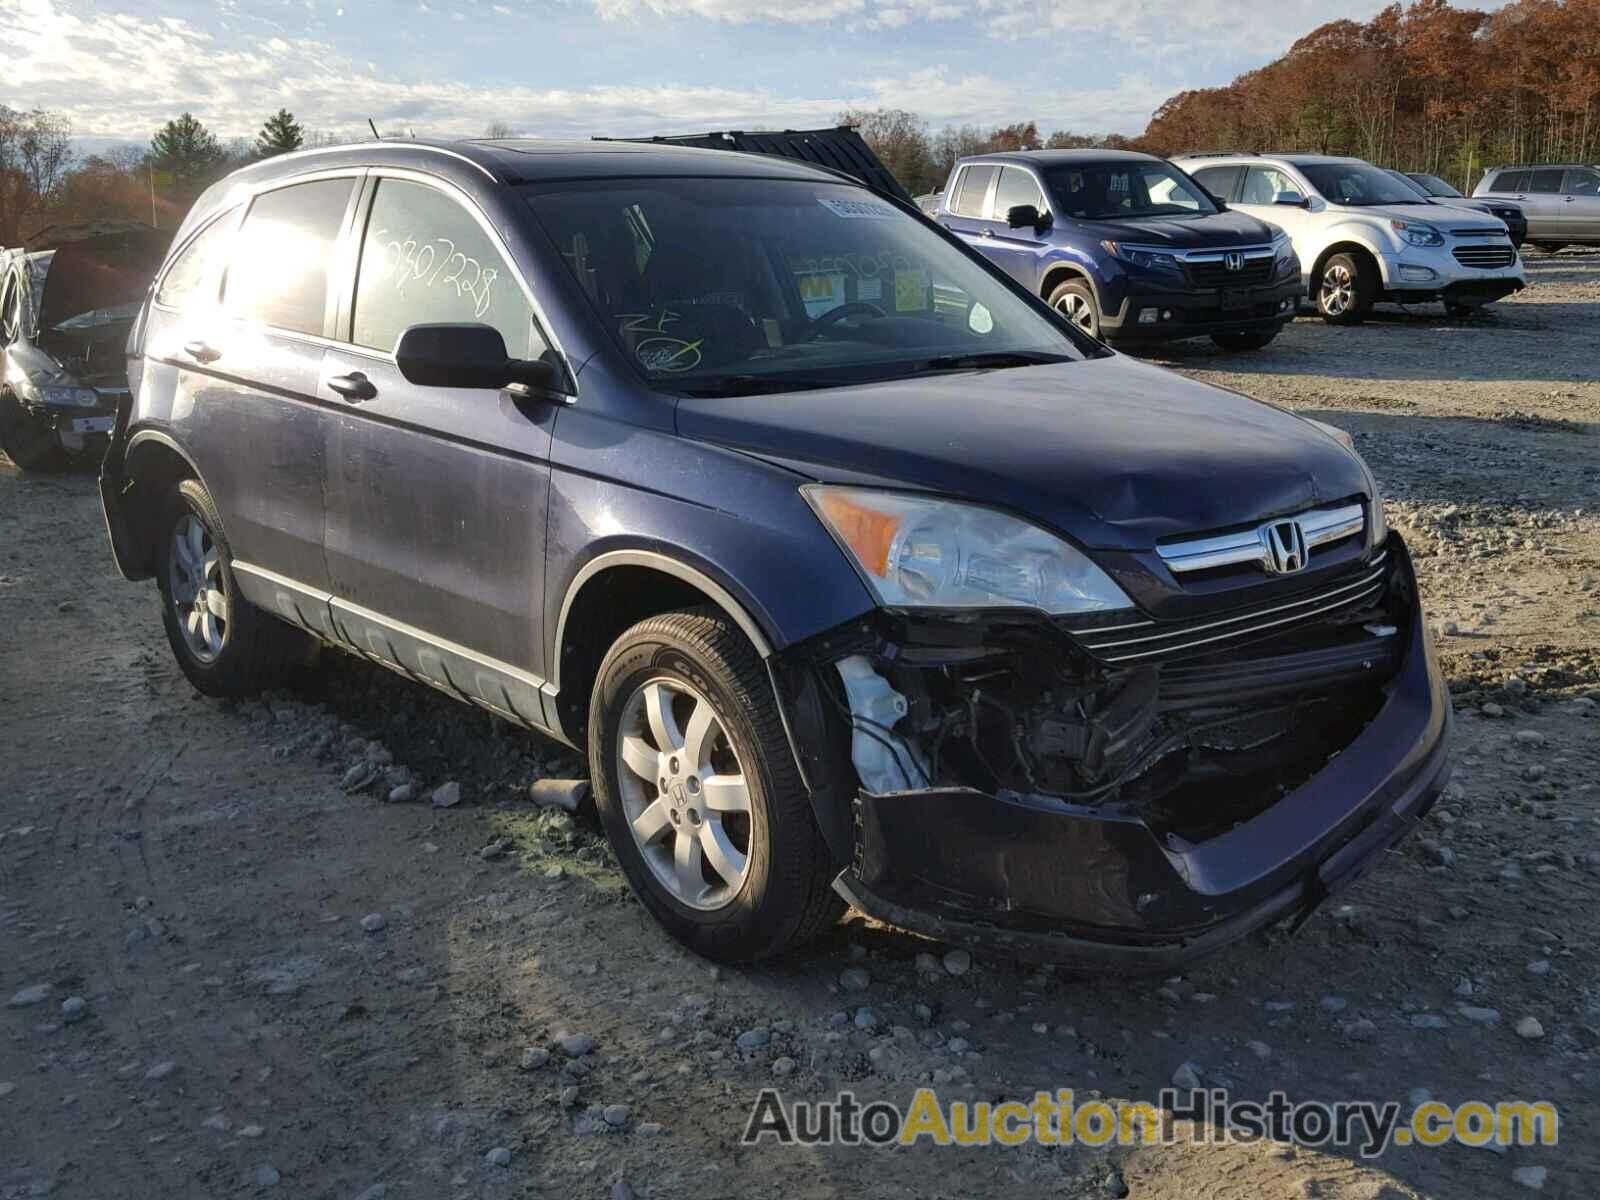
[{"xmin": 101, "ymin": 139, "xmax": 1450, "ymax": 964}]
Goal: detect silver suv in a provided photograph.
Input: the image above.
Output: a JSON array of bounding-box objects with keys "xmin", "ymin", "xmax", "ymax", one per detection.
[{"xmin": 1473, "ymin": 164, "xmax": 1600, "ymax": 251}]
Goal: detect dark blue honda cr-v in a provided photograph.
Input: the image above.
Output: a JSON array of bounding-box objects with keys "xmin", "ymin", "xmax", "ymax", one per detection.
[
  {"xmin": 938, "ymin": 149, "xmax": 1301, "ymax": 350},
  {"xmin": 101, "ymin": 138, "xmax": 1448, "ymax": 966}
]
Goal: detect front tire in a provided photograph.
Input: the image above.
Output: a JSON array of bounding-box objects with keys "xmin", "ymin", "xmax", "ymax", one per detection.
[
  {"xmin": 1211, "ymin": 328, "xmax": 1280, "ymax": 352},
  {"xmin": 0, "ymin": 393, "xmax": 63, "ymax": 473},
  {"xmin": 156, "ymin": 479, "xmax": 308, "ymax": 697},
  {"xmin": 1316, "ymin": 252, "xmax": 1375, "ymax": 324},
  {"xmin": 589, "ymin": 608, "xmax": 841, "ymax": 962},
  {"xmin": 1048, "ymin": 278, "xmax": 1101, "ymax": 338}
]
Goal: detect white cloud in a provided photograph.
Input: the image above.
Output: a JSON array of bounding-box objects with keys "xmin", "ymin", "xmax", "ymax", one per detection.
[{"xmin": 4, "ymin": 0, "xmax": 1171, "ymax": 141}]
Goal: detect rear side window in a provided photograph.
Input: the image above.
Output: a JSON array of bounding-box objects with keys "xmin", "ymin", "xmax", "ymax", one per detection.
[
  {"xmin": 993, "ymin": 167, "xmax": 1044, "ymax": 218},
  {"xmin": 224, "ymin": 178, "xmax": 354, "ymax": 336},
  {"xmin": 1492, "ymin": 170, "xmax": 1528, "ymax": 192},
  {"xmin": 1528, "ymin": 169, "xmax": 1564, "ymax": 193},
  {"xmin": 1188, "ymin": 165, "xmax": 1240, "ymax": 202},
  {"xmin": 0, "ymin": 272, "xmax": 19, "ymax": 344},
  {"xmin": 352, "ymin": 179, "xmax": 541, "ymax": 357},
  {"xmin": 1565, "ymin": 168, "xmax": 1600, "ymax": 196},
  {"xmin": 951, "ymin": 165, "xmax": 997, "ymax": 218},
  {"xmin": 156, "ymin": 212, "xmax": 234, "ymax": 312}
]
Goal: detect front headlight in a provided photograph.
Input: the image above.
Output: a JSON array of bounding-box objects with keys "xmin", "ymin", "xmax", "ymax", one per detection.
[
  {"xmin": 40, "ymin": 385, "xmax": 99, "ymax": 408},
  {"xmin": 1306, "ymin": 420, "xmax": 1387, "ymax": 548},
  {"xmin": 1390, "ymin": 219, "xmax": 1443, "ymax": 248},
  {"xmin": 1273, "ymin": 233, "xmax": 1299, "ymax": 278},
  {"xmin": 1101, "ymin": 241, "xmax": 1179, "ymax": 270},
  {"xmin": 804, "ymin": 486, "xmax": 1133, "ymax": 614}
]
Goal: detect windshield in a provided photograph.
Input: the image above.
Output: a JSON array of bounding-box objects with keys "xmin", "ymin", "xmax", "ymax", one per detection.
[
  {"xmin": 1042, "ymin": 161, "xmax": 1219, "ymax": 220},
  {"xmin": 1301, "ymin": 162, "xmax": 1431, "ymax": 206},
  {"xmin": 525, "ymin": 178, "xmax": 1095, "ymax": 395},
  {"xmin": 1412, "ymin": 173, "xmax": 1463, "ymax": 198},
  {"xmin": 1386, "ymin": 170, "xmax": 1433, "ymax": 199}
]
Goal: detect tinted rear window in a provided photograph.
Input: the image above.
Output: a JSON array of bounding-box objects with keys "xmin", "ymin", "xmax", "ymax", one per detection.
[
  {"xmin": 1529, "ymin": 169, "xmax": 1565, "ymax": 193},
  {"xmin": 1492, "ymin": 170, "xmax": 1527, "ymax": 191},
  {"xmin": 951, "ymin": 165, "xmax": 997, "ymax": 218},
  {"xmin": 224, "ymin": 178, "xmax": 354, "ymax": 336}
]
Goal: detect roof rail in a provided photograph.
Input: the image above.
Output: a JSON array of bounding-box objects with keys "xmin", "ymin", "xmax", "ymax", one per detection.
[
  {"xmin": 1176, "ymin": 150, "xmax": 1256, "ymax": 159},
  {"xmin": 1484, "ymin": 162, "xmax": 1584, "ymax": 171}
]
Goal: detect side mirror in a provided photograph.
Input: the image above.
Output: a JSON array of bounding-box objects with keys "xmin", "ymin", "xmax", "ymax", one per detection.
[
  {"xmin": 1274, "ymin": 191, "xmax": 1308, "ymax": 207},
  {"xmin": 394, "ymin": 323, "xmax": 555, "ymax": 391},
  {"xmin": 1006, "ymin": 203, "xmax": 1051, "ymax": 231}
]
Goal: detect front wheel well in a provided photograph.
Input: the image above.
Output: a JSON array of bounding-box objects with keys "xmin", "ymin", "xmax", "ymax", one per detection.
[
  {"xmin": 1040, "ymin": 263, "xmax": 1094, "ymax": 303},
  {"xmin": 120, "ymin": 439, "xmax": 200, "ymax": 576},
  {"xmin": 1309, "ymin": 242, "xmax": 1381, "ymax": 298},
  {"xmin": 552, "ymin": 565, "xmax": 758, "ymax": 745}
]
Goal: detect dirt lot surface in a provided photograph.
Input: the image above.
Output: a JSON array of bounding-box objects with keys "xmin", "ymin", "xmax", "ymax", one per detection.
[{"xmin": 4, "ymin": 251, "xmax": 1598, "ymax": 1200}]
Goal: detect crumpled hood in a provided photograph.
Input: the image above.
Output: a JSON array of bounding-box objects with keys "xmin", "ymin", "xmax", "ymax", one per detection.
[
  {"xmin": 1073, "ymin": 208, "xmax": 1279, "ymax": 249},
  {"xmin": 675, "ymin": 354, "xmax": 1370, "ymax": 551}
]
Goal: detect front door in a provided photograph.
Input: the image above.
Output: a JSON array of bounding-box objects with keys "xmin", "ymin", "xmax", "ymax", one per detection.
[
  {"xmin": 983, "ymin": 165, "xmax": 1050, "ymax": 289},
  {"xmin": 320, "ymin": 174, "xmax": 559, "ymax": 725}
]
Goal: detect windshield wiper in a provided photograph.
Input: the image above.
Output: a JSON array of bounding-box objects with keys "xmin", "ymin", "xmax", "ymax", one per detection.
[
  {"xmin": 675, "ymin": 374, "xmax": 837, "ymax": 398},
  {"xmin": 917, "ymin": 350, "xmax": 1075, "ymax": 373}
]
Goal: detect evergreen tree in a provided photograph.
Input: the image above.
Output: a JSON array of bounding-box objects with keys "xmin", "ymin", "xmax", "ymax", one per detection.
[
  {"xmin": 257, "ymin": 109, "xmax": 305, "ymax": 157},
  {"xmin": 149, "ymin": 112, "xmax": 225, "ymax": 186}
]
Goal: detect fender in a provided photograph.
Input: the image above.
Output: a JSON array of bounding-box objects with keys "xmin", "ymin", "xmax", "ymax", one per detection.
[
  {"xmin": 100, "ymin": 424, "xmax": 215, "ymax": 580},
  {"xmin": 1303, "ymin": 222, "xmax": 1395, "ymax": 289}
]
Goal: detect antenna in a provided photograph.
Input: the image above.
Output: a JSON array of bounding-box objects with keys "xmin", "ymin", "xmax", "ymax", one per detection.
[{"xmin": 368, "ymin": 118, "xmax": 381, "ymax": 140}]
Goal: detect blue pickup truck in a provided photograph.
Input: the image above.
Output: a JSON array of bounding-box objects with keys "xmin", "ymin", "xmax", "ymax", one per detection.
[{"xmin": 936, "ymin": 149, "xmax": 1302, "ymax": 350}]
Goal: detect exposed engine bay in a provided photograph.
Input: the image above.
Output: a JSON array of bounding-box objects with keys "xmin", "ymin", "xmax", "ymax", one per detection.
[{"xmin": 815, "ymin": 556, "xmax": 1408, "ymax": 846}]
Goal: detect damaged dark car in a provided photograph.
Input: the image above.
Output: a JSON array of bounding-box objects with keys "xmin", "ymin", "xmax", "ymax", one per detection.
[
  {"xmin": 101, "ymin": 139, "xmax": 1449, "ymax": 966},
  {"xmin": 1, "ymin": 221, "xmax": 170, "ymax": 471}
]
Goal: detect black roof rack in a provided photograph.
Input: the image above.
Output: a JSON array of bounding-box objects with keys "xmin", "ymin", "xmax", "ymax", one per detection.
[
  {"xmin": 1176, "ymin": 150, "xmax": 1256, "ymax": 159},
  {"xmin": 593, "ymin": 126, "xmax": 914, "ymax": 204},
  {"xmin": 1483, "ymin": 163, "xmax": 1587, "ymax": 171}
]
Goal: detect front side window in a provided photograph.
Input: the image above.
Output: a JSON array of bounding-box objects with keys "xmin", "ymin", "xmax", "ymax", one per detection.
[
  {"xmin": 1240, "ymin": 166, "xmax": 1300, "ymax": 205},
  {"xmin": 157, "ymin": 211, "xmax": 235, "ymax": 312},
  {"xmin": 352, "ymin": 179, "xmax": 541, "ymax": 357},
  {"xmin": 951, "ymin": 165, "xmax": 997, "ymax": 218},
  {"xmin": 1564, "ymin": 168, "xmax": 1600, "ymax": 197},
  {"xmin": 993, "ymin": 167, "xmax": 1044, "ymax": 218},
  {"xmin": 526, "ymin": 177, "xmax": 1096, "ymax": 395},
  {"xmin": 1528, "ymin": 168, "xmax": 1565, "ymax": 193},
  {"xmin": 1044, "ymin": 161, "xmax": 1220, "ymax": 220},
  {"xmin": 223, "ymin": 178, "xmax": 354, "ymax": 336},
  {"xmin": 1298, "ymin": 162, "xmax": 1427, "ymax": 206}
]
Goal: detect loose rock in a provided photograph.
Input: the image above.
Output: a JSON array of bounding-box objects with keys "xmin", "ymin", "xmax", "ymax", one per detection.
[
  {"xmin": 61, "ymin": 996, "xmax": 87, "ymax": 1024},
  {"xmin": 942, "ymin": 949, "xmax": 971, "ymax": 977},
  {"xmin": 839, "ymin": 967, "xmax": 870, "ymax": 991},
  {"xmin": 557, "ymin": 1031, "xmax": 596, "ymax": 1056},
  {"xmin": 484, "ymin": 1147, "xmax": 512, "ymax": 1167},
  {"xmin": 359, "ymin": 912, "xmax": 386, "ymax": 933},
  {"xmin": 1511, "ymin": 1166, "xmax": 1547, "ymax": 1190},
  {"xmin": 7, "ymin": 983, "xmax": 51, "ymax": 1008},
  {"xmin": 431, "ymin": 781, "xmax": 462, "ymax": 808},
  {"xmin": 1515, "ymin": 1016, "xmax": 1545, "ymax": 1039}
]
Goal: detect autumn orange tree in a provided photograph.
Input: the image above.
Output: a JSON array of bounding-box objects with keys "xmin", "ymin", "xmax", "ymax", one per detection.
[{"xmin": 1139, "ymin": 0, "xmax": 1600, "ymax": 189}]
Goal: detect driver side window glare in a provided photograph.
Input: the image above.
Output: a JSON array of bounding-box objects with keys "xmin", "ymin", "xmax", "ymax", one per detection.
[{"xmin": 156, "ymin": 212, "xmax": 234, "ymax": 312}]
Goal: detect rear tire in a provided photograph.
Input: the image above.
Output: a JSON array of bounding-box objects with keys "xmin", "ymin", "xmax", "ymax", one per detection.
[
  {"xmin": 0, "ymin": 393, "xmax": 64, "ymax": 473},
  {"xmin": 1048, "ymin": 278, "xmax": 1101, "ymax": 338},
  {"xmin": 589, "ymin": 607, "xmax": 841, "ymax": 962},
  {"xmin": 156, "ymin": 479, "xmax": 309, "ymax": 697},
  {"xmin": 1210, "ymin": 328, "xmax": 1279, "ymax": 352},
  {"xmin": 1316, "ymin": 252, "xmax": 1375, "ymax": 324}
]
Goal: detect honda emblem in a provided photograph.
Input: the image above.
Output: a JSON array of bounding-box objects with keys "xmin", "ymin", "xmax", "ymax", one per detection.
[
  {"xmin": 1262, "ymin": 520, "xmax": 1309, "ymax": 574},
  {"xmin": 1224, "ymin": 251, "xmax": 1245, "ymax": 272}
]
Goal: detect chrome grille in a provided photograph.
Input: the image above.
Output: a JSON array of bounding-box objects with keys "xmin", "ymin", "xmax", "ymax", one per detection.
[
  {"xmin": 1186, "ymin": 257, "xmax": 1274, "ymax": 287},
  {"xmin": 1156, "ymin": 502, "xmax": 1366, "ymax": 577},
  {"xmin": 1061, "ymin": 553, "xmax": 1389, "ymax": 666},
  {"xmin": 1452, "ymin": 244, "xmax": 1517, "ymax": 269}
]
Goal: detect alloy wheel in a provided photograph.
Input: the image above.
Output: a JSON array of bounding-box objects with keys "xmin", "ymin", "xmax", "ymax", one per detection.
[
  {"xmin": 615, "ymin": 677, "xmax": 752, "ymax": 910},
  {"xmin": 168, "ymin": 513, "xmax": 229, "ymax": 662},
  {"xmin": 1055, "ymin": 291, "xmax": 1097, "ymax": 333},
  {"xmin": 1320, "ymin": 263, "xmax": 1353, "ymax": 316}
]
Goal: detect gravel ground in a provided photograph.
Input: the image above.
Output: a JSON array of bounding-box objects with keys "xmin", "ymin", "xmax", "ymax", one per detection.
[{"xmin": 3, "ymin": 250, "xmax": 1598, "ymax": 1199}]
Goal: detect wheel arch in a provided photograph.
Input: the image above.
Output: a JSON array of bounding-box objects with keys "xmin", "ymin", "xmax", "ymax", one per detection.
[
  {"xmin": 108, "ymin": 429, "xmax": 213, "ymax": 578},
  {"xmin": 1310, "ymin": 240, "xmax": 1383, "ymax": 298},
  {"xmin": 548, "ymin": 550, "xmax": 779, "ymax": 747},
  {"xmin": 1040, "ymin": 261, "xmax": 1097, "ymax": 306}
]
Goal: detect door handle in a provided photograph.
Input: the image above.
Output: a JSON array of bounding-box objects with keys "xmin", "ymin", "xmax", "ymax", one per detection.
[
  {"xmin": 1564, "ymin": 196, "xmax": 1577, "ymax": 203},
  {"xmin": 183, "ymin": 340, "xmax": 220, "ymax": 364},
  {"xmin": 327, "ymin": 372, "xmax": 376, "ymax": 402}
]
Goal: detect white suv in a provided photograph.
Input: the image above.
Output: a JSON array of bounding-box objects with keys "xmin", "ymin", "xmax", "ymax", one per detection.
[{"xmin": 1173, "ymin": 153, "xmax": 1526, "ymax": 323}]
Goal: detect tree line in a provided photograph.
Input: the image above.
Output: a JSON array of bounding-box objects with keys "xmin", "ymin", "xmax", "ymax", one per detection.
[
  {"xmin": 0, "ymin": 107, "xmax": 311, "ymax": 245},
  {"xmin": 1137, "ymin": 0, "xmax": 1600, "ymax": 189}
]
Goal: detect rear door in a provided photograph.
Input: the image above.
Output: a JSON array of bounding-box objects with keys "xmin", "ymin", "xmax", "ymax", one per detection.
[
  {"xmin": 1518, "ymin": 168, "xmax": 1567, "ymax": 238},
  {"xmin": 318, "ymin": 173, "xmax": 560, "ymax": 725},
  {"xmin": 1559, "ymin": 167, "xmax": 1600, "ymax": 239},
  {"xmin": 148, "ymin": 177, "xmax": 357, "ymax": 609},
  {"xmin": 938, "ymin": 164, "xmax": 998, "ymax": 251}
]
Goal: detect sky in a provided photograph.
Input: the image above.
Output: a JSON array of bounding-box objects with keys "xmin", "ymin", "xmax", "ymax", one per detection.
[{"xmin": 3, "ymin": 0, "xmax": 1431, "ymax": 151}]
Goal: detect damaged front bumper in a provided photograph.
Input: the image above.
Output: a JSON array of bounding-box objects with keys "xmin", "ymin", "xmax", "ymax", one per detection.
[{"xmin": 821, "ymin": 535, "xmax": 1451, "ymax": 967}]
